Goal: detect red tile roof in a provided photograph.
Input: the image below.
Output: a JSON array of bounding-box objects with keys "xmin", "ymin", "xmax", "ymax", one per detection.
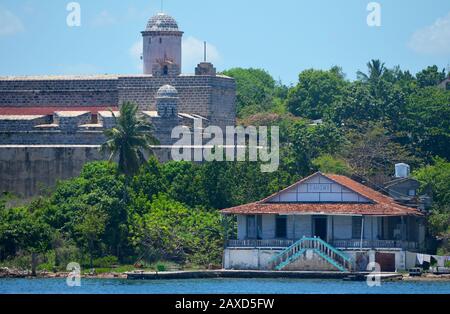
[
  {"xmin": 222, "ymin": 173, "xmax": 423, "ymax": 217},
  {"xmin": 0, "ymin": 107, "xmax": 119, "ymax": 115}
]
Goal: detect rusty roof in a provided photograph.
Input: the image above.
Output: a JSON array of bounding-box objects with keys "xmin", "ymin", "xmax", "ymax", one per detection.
[{"xmin": 222, "ymin": 172, "xmax": 423, "ymax": 217}]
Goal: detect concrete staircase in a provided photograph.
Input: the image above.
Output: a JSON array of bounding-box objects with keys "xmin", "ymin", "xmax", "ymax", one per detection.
[{"xmin": 269, "ymin": 237, "xmax": 353, "ymax": 272}]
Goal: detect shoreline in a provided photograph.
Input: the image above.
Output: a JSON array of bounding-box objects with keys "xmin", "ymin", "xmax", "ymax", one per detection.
[{"xmin": 1, "ymin": 268, "xmax": 450, "ymax": 282}]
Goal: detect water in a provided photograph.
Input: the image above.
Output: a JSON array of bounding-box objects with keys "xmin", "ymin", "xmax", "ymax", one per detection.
[{"xmin": 0, "ymin": 278, "xmax": 449, "ymax": 294}]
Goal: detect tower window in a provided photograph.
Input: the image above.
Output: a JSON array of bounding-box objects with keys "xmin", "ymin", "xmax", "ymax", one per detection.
[
  {"xmin": 159, "ymin": 37, "xmax": 162, "ymax": 44},
  {"xmin": 163, "ymin": 65, "xmax": 169, "ymax": 75}
]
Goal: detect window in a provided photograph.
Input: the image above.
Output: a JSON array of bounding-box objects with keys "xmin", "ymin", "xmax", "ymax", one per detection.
[
  {"xmin": 159, "ymin": 37, "xmax": 162, "ymax": 44},
  {"xmin": 246, "ymin": 215, "xmax": 257, "ymax": 239},
  {"xmin": 408, "ymin": 189, "xmax": 416, "ymax": 197},
  {"xmin": 275, "ymin": 215, "xmax": 287, "ymax": 239},
  {"xmin": 90, "ymin": 114, "xmax": 98, "ymax": 124},
  {"xmin": 149, "ymin": 38, "xmax": 152, "ymax": 44},
  {"xmin": 352, "ymin": 217, "xmax": 363, "ymax": 239},
  {"xmin": 163, "ymin": 65, "xmax": 169, "ymax": 75}
]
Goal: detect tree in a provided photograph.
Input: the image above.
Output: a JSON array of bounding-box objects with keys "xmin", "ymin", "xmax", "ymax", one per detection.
[
  {"xmin": 102, "ymin": 102, "xmax": 158, "ymax": 176},
  {"xmin": 343, "ymin": 124, "xmax": 418, "ymax": 185},
  {"xmin": 222, "ymin": 68, "xmax": 280, "ymax": 118},
  {"xmin": 0, "ymin": 204, "xmax": 52, "ymax": 275},
  {"xmin": 416, "ymin": 65, "xmax": 446, "ymax": 88},
  {"xmin": 287, "ymin": 68, "xmax": 347, "ymax": 119},
  {"xmin": 414, "ymin": 158, "xmax": 450, "ymax": 207},
  {"xmin": 401, "ymin": 87, "xmax": 450, "ymax": 160},
  {"xmin": 312, "ymin": 154, "xmax": 352, "ymax": 175},
  {"xmin": 74, "ymin": 206, "xmax": 108, "ymax": 269},
  {"xmin": 357, "ymin": 59, "xmax": 386, "ymax": 84}
]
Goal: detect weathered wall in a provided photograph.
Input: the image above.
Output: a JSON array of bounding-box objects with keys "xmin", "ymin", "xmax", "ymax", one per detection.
[
  {"xmin": 0, "ymin": 145, "xmax": 106, "ymax": 197},
  {"xmin": 0, "ymin": 74, "xmax": 236, "ymax": 129},
  {"xmin": 0, "ymin": 76, "xmax": 119, "ymax": 107}
]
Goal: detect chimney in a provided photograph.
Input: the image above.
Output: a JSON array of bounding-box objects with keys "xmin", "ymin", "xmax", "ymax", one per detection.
[{"xmin": 395, "ymin": 163, "xmax": 410, "ymax": 178}]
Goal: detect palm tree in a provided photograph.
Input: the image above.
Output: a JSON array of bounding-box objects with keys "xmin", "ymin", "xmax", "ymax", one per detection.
[
  {"xmin": 357, "ymin": 59, "xmax": 386, "ymax": 84},
  {"xmin": 101, "ymin": 102, "xmax": 159, "ymax": 176}
]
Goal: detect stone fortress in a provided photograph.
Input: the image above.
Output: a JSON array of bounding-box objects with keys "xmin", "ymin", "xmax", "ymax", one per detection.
[{"xmin": 0, "ymin": 12, "xmax": 236, "ymax": 197}]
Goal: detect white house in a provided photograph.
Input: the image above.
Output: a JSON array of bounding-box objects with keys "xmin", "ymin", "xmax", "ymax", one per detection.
[{"xmin": 222, "ymin": 172, "xmax": 425, "ymax": 272}]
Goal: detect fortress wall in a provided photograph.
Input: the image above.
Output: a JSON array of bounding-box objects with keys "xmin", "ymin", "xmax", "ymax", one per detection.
[
  {"xmin": 0, "ymin": 116, "xmax": 50, "ymax": 132},
  {"xmin": 0, "ymin": 78, "xmax": 119, "ymax": 107},
  {"xmin": 117, "ymin": 75, "xmax": 236, "ymax": 121},
  {"xmin": 0, "ymin": 131, "xmax": 106, "ymax": 145},
  {"xmin": 0, "ymin": 75, "xmax": 236, "ymax": 127},
  {"xmin": 0, "ymin": 146, "xmax": 106, "ymax": 197},
  {"xmin": 0, "ymin": 145, "xmax": 175, "ymax": 197},
  {"xmin": 208, "ymin": 76, "xmax": 236, "ymax": 129}
]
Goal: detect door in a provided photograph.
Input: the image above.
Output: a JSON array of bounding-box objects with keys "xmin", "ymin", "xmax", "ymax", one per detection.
[
  {"xmin": 275, "ymin": 215, "xmax": 287, "ymax": 239},
  {"xmin": 313, "ymin": 216, "xmax": 328, "ymax": 240},
  {"xmin": 246, "ymin": 215, "xmax": 257, "ymax": 239},
  {"xmin": 375, "ymin": 252, "xmax": 396, "ymax": 272}
]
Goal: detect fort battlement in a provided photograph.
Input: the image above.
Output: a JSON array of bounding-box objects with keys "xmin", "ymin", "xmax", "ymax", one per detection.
[{"xmin": 0, "ymin": 12, "xmax": 236, "ymax": 197}]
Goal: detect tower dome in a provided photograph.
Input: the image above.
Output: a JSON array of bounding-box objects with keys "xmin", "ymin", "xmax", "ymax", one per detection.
[
  {"xmin": 156, "ymin": 84, "xmax": 178, "ymax": 98},
  {"xmin": 156, "ymin": 85, "xmax": 178, "ymax": 118},
  {"xmin": 142, "ymin": 13, "xmax": 183, "ymax": 76},
  {"xmin": 146, "ymin": 13, "xmax": 179, "ymax": 32}
]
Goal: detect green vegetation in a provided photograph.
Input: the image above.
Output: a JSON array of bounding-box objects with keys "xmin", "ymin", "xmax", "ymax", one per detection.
[{"xmin": 1, "ymin": 61, "xmax": 449, "ymax": 272}]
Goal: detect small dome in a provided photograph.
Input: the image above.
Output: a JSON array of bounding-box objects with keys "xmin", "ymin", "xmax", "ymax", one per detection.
[
  {"xmin": 146, "ymin": 13, "xmax": 179, "ymax": 31},
  {"xmin": 156, "ymin": 85, "xmax": 178, "ymax": 98}
]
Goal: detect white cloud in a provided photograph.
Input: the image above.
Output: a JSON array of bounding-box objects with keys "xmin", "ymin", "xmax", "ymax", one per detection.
[
  {"xmin": 183, "ymin": 36, "xmax": 221, "ymax": 72},
  {"xmin": 91, "ymin": 10, "xmax": 117, "ymax": 27},
  {"xmin": 409, "ymin": 12, "xmax": 450, "ymax": 55},
  {"xmin": 129, "ymin": 40, "xmax": 143, "ymax": 72},
  {"xmin": 0, "ymin": 7, "xmax": 24, "ymax": 36}
]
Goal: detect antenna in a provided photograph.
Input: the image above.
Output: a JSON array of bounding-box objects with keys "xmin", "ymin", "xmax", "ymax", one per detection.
[{"xmin": 204, "ymin": 41, "xmax": 207, "ymax": 62}]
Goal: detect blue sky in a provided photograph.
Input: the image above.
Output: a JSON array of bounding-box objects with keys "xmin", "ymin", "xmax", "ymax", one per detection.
[{"xmin": 0, "ymin": 0, "xmax": 449, "ymax": 84}]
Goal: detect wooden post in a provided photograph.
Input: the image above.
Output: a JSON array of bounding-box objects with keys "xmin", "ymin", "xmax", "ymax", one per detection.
[{"xmin": 360, "ymin": 216, "xmax": 365, "ymax": 251}]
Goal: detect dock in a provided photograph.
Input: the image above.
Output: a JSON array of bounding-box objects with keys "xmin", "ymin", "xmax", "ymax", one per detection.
[{"xmin": 126, "ymin": 270, "xmax": 402, "ymax": 281}]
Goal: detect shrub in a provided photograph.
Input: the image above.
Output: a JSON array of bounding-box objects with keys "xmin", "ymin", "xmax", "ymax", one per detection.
[{"xmin": 93, "ymin": 256, "xmax": 119, "ymax": 268}]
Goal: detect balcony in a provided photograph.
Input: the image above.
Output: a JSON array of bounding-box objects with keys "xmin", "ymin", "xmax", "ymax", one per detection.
[
  {"xmin": 226, "ymin": 239, "xmax": 419, "ymax": 250},
  {"xmin": 330, "ymin": 239, "xmax": 419, "ymax": 250},
  {"xmin": 226, "ymin": 239, "xmax": 294, "ymax": 248}
]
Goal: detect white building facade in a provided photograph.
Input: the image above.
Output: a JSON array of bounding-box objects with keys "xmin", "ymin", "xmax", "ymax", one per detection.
[{"xmin": 222, "ymin": 173, "xmax": 426, "ymax": 272}]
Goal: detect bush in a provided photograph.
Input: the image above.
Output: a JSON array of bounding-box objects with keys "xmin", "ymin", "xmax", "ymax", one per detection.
[
  {"xmin": 156, "ymin": 263, "xmax": 166, "ymax": 272},
  {"xmin": 93, "ymin": 256, "xmax": 119, "ymax": 268}
]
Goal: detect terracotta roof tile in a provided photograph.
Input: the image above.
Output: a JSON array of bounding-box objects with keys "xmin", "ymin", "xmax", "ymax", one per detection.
[{"xmin": 222, "ymin": 172, "xmax": 423, "ymax": 217}]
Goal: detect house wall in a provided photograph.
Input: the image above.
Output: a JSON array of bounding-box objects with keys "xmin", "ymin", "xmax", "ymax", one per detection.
[
  {"xmin": 224, "ymin": 248, "xmax": 407, "ymax": 271},
  {"xmin": 268, "ymin": 175, "xmax": 371, "ymax": 203},
  {"xmin": 236, "ymin": 214, "xmax": 383, "ymax": 241},
  {"xmin": 223, "ymin": 248, "xmax": 283, "ymax": 270}
]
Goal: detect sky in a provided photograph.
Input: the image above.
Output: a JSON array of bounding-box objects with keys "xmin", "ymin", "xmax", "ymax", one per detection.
[{"xmin": 0, "ymin": 0, "xmax": 449, "ymax": 84}]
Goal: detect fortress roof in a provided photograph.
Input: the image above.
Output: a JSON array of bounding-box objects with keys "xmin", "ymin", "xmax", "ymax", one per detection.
[
  {"xmin": 0, "ymin": 75, "xmax": 118, "ymax": 81},
  {"xmin": 146, "ymin": 13, "xmax": 179, "ymax": 32},
  {"xmin": 0, "ymin": 107, "xmax": 119, "ymax": 116}
]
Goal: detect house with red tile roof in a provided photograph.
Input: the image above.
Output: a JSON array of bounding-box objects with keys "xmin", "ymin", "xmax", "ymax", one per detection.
[{"xmin": 222, "ymin": 172, "xmax": 425, "ymax": 272}]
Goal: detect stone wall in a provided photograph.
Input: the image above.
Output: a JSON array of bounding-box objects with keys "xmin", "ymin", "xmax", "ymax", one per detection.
[
  {"xmin": 0, "ymin": 76, "xmax": 119, "ymax": 107},
  {"xmin": 0, "ymin": 145, "xmax": 106, "ymax": 197},
  {"xmin": 0, "ymin": 74, "xmax": 236, "ymax": 127}
]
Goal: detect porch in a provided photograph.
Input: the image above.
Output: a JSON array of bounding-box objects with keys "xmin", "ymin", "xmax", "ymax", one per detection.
[
  {"xmin": 226, "ymin": 239, "xmax": 419, "ymax": 250},
  {"xmin": 227, "ymin": 214, "xmax": 424, "ymax": 252}
]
